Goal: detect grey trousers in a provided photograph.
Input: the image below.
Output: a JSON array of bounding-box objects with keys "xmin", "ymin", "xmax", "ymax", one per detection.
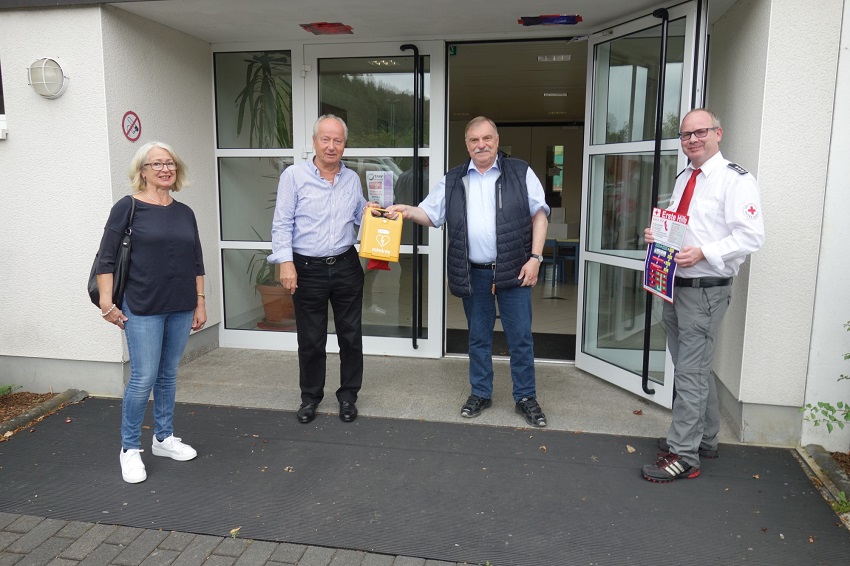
[{"xmin": 662, "ymin": 285, "xmax": 731, "ymax": 468}]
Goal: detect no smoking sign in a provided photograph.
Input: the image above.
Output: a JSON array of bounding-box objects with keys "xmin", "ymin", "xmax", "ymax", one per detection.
[{"xmin": 122, "ymin": 111, "xmax": 141, "ymax": 142}]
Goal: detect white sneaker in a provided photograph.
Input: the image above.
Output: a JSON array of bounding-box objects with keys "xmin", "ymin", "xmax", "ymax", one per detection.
[
  {"xmin": 151, "ymin": 435, "xmax": 197, "ymax": 461},
  {"xmin": 120, "ymin": 448, "xmax": 147, "ymax": 483}
]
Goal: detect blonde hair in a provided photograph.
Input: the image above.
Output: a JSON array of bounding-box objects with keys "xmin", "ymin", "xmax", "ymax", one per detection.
[{"xmin": 128, "ymin": 141, "xmax": 189, "ymax": 192}]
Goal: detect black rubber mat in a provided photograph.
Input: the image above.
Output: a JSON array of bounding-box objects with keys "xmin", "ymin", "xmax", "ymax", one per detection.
[
  {"xmin": 446, "ymin": 329, "xmax": 576, "ymax": 360},
  {"xmin": 1, "ymin": 397, "xmax": 849, "ymax": 565}
]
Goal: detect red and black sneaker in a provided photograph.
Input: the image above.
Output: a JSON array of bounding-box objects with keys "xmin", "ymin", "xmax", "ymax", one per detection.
[
  {"xmin": 641, "ymin": 453, "xmax": 700, "ymax": 483},
  {"xmin": 657, "ymin": 437, "xmax": 719, "ymax": 459}
]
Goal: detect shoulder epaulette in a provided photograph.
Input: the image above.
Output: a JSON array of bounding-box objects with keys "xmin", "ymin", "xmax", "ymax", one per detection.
[{"xmin": 727, "ymin": 162, "xmax": 748, "ymax": 175}]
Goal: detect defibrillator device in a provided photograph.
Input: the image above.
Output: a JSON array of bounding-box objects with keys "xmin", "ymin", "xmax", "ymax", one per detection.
[{"xmin": 359, "ymin": 208, "xmax": 403, "ymax": 263}]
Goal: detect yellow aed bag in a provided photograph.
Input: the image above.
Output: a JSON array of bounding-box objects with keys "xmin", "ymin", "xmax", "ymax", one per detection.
[{"xmin": 359, "ymin": 209, "xmax": 403, "ymax": 263}]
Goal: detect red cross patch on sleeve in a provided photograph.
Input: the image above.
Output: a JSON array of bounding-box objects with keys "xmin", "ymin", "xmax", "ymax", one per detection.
[{"xmin": 744, "ymin": 203, "xmax": 759, "ymax": 219}]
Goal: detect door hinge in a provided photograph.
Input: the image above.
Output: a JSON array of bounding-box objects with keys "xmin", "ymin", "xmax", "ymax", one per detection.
[{"xmin": 301, "ymin": 64, "xmax": 312, "ymax": 78}]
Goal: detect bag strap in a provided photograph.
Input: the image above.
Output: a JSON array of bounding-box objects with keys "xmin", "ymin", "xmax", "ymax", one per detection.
[{"xmin": 125, "ymin": 195, "xmax": 136, "ymax": 235}]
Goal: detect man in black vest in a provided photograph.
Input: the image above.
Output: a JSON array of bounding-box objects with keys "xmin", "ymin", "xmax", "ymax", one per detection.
[{"xmin": 387, "ymin": 116, "xmax": 550, "ymax": 427}]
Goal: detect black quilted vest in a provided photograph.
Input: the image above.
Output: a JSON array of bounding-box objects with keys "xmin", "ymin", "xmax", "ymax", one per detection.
[{"xmin": 444, "ymin": 153, "xmax": 533, "ymax": 298}]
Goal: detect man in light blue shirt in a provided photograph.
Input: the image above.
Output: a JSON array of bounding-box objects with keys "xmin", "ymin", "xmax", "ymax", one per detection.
[
  {"xmin": 387, "ymin": 116, "xmax": 550, "ymax": 427},
  {"xmin": 269, "ymin": 115, "xmax": 372, "ymax": 425}
]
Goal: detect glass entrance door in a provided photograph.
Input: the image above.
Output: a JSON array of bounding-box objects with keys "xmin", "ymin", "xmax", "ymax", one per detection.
[
  {"xmin": 304, "ymin": 42, "xmax": 446, "ymax": 357},
  {"xmin": 575, "ymin": 3, "xmax": 708, "ymax": 407}
]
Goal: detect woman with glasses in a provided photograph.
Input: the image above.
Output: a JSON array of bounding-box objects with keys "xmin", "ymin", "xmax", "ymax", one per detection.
[{"xmin": 94, "ymin": 141, "xmax": 206, "ymax": 483}]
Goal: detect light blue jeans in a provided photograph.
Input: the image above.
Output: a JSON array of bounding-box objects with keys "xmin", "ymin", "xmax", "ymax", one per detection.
[
  {"xmin": 121, "ymin": 300, "xmax": 194, "ymax": 450},
  {"xmin": 462, "ymin": 267, "xmax": 537, "ymax": 402}
]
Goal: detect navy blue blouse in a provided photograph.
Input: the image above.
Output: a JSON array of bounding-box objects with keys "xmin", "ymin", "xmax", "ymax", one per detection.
[{"xmin": 96, "ymin": 196, "xmax": 205, "ymax": 315}]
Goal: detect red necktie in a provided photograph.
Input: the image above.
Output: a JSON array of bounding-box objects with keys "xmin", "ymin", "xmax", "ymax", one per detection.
[{"xmin": 676, "ymin": 168, "xmax": 701, "ymax": 215}]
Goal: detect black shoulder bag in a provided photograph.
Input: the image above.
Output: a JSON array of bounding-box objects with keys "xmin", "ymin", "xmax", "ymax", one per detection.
[{"xmin": 88, "ymin": 196, "xmax": 136, "ymax": 308}]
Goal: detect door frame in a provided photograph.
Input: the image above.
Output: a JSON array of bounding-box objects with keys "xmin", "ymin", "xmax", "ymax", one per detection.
[
  {"xmin": 302, "ymin": 41, "xmax": 447, "ymax": 358},
  {"xmin": 575, "ymin": 1, "xmax": 709, "ymax": 408}
]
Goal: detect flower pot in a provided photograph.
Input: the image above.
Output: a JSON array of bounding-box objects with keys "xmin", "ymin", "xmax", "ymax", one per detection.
[{"xmin": 256, "ymin": 284, "xmax": 295, "ymax": 327}]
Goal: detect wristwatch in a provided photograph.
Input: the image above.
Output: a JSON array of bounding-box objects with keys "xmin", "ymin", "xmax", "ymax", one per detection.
[{"xmin": 530, "ymin": 254, "xmax": 543, "ymax": 263}]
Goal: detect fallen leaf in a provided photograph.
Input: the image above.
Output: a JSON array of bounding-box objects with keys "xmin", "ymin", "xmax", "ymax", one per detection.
[
  {"xmin": 142, "ymin": 425, "xmax": 151, "ymax": 430},
  {"xmin": 65, "ymin": 418, "xmax": 72, "ymax": 423},
  {"xmin": 252, "ymin": 434, "xmax": 259, "ymax": 438},
  {"xmin": 3, "ymin": 431, "xmax": 12, "ymax": 438},
  {"xmin": 752, "ymin": 474, "xmax": 760, "ymax": 480},
  {"xmin": 809, "ymin": 536, "xmax": 815, "ymax": 543},
  {"xmin": 29, "ymin": 428, "xmax": 36, "ymax": 433},
  {"xmin": 229, "ymin": 526, "xmax": 241, "ymax": 538},
  {"xmin": 539, "ymin": 445, "xmax": 547, "ymax": 453},
  {"xmin": 284, "ymin": 466, "xmax": 295, "ymax": 473},
  {"xmin": 633, "ymin": 409, "xmax": 643, "ymax": 415},
  {"xmin": 626, "ymin": 445, "xmax": 636, "ymax": 453}
]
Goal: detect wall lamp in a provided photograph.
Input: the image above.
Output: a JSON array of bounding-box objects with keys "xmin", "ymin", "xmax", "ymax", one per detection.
[{"xmin": 28, "ymin": 58, "xmax": 69, "ymax": 99}]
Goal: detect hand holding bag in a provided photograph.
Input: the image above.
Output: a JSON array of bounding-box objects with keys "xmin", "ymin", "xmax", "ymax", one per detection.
[{"xmin": 88, "ymin": 196, "xmax": 136, "ymax": 308}]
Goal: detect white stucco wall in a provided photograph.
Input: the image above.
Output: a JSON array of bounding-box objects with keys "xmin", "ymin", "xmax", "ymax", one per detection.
[
  {"xmin": 0, "ymin": 6, "xmax": 217, "ymax": 394},
  {"xmin": 802, "ymin": 0, "xmax": 850, "ymax": 452},
  {"xmin": 100, "ymin": 5, "xmax": 218, "ymax": 324},
  {"xmin": 708, "ymin": 0, "xmax": 843, "ymax": 413},
  {"xmin": 0, "ymin": 7, "xmax": 121, "ymax": 364},
  {"xmin": 740, "ymin": 0, "xmax": 843, "ymax": 408},
  {"xmin": 705, "ymin": 0, "xmax": 770, "ymax": 399}
]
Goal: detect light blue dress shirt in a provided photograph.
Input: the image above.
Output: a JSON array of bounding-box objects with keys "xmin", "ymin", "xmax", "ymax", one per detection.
[
  {"xmin": 268, "ymin": 160, "xmax": 367, "ymax": 263},
  {"xmin": 419, "ymin": 157, "xmax": 550, "ymax": 263}
]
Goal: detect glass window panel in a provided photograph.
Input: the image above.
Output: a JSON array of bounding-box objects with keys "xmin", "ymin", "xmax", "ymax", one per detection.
[
  {"xmin": 318, "ymin": 56, "xmax": 430, "ymax": 148},
  {"xmin": 215, "ymin": 51, "xmax": 293, "ymax": 149},
  {"xmin": 587, "ymin": 152, "xmax": 678, "ymax": 256},
  {"xmin": 363, "ymin": 254, "xmax": 428, "ymax": 338},
  {"xmin": 582, "ymin": 261, "xmax": 667, "ymax": 383},
  {"xmin": 222, "ymin": 248, "xmax": 294, "ymax": 331},
  {"xmin": 220, "ymin": 157, "xmax": 293, "ymax": 241},
  {"xmin": 222, "ymin": 248, "xmax": 428, "ymax": 338},
  {"xmin": 592, "ymin": 19, "xmax": 685, "ymax": 144}
]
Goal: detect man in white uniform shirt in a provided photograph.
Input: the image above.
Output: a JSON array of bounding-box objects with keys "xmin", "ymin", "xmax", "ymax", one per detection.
[{"xmin": 642, "ymin": 109, "xmax": 765, "ymax": 482}]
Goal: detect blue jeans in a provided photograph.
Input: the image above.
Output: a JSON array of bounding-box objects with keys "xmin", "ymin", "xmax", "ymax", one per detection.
[
  {"xmin": 121, "ymin": 300, "xmax": 194, "ymax": 450},
  {"xmin": 462, "ymin": 267, "xmax": 536, "ymax": 402}
]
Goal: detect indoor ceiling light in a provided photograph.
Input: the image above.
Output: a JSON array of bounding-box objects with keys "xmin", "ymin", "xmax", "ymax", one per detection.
[
  {"xmin": 537, "ymin": 54, "xmax": 571, "ymax": 62},
  {"xmin": 368, "ymin": 59, "xmax": 399, "ymax": 67},
  {"xmin": 28, "ymin": 58, "xmax": 69, "ymax": 99}
]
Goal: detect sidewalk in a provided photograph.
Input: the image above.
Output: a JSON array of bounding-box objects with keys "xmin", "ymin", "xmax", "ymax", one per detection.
[
  {"xmin": 0, "ymin": 513, "xmax": 453, "ymax": 566},
  {"xmin": 1, "ymin": 349, "xmax": 849, "ymax": 565}
]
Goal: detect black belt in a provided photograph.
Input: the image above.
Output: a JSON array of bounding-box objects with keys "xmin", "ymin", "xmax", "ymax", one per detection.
[
  {"xmin": 674, "ymin": 276, "xmax": 732, "ymax": 288},
  {"xmin": 471, "ymin": 262, "xmax": 495, "ymax": 270},
  {"xmin": 294, "ymin": 247, "xmax": 356, "ymax": 266}
]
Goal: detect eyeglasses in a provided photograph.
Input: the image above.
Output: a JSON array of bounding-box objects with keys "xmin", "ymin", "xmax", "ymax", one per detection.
[
  {"xmin": 678, "ymin": 127, "xmax": 718, "ymax": 141},
  {"xmin": 144, "ymin": 161, "xmax": 178, "ymax": 171}
]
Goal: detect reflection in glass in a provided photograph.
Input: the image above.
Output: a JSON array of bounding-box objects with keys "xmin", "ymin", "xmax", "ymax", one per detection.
[
  {"xmin": 222, "ymin": 248, "xmax": 428, "ymax": 338},
  {"xmin": 215, "ymin": 51, "xmax": 293, "ymax": 149},
  {"xmin": 318, "ymin": 57, "xmax": 430, "ymax": 148},
  {"xmin": 220, "ymin": 157, "xmax": 293, "ymax": 241},
  {"xmin": 582, "ymin": 261, "xmax": 666, "ymax": 383},
  {"xmin": 592, "ymin": 19, "xmax": 685, "ymax": 145},
  {"xmin": 223, "ymin": 249, "xmax": 294, "ymax": 331},
  {"xmin": 362, "ymin": 254, "xmax": 428, "ymax": 338},
  {"xmin": 588, "ymin": 152, "xmax": 677, "ymax": 256}
]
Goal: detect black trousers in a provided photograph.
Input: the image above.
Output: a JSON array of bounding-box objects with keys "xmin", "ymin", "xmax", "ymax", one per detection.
[{"xmin": 292, "ymin": 247, "xmax": 364, "ymax": 405}]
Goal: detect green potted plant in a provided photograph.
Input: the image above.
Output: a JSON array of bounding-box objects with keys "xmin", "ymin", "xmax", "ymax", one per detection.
[
  {"xmin": 247, "ymin": 229, "xmax": 294, "ymax": 327},
  {"xmin": 234, "ymin": 51, "xmax": 292, "ymax": 148}
]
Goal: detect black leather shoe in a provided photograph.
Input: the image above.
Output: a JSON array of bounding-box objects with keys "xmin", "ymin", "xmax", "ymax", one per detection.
[
  {"xmin": 339, "ymin": 401, "xmax": 358, "ymax": 423},
  {"xmin": 296, "ymin": 403, "xmax": 317, "ymax": 424}
]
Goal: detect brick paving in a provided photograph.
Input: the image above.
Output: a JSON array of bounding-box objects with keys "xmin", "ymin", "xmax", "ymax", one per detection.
[{"xmin": 0, "ymin": 514, "xmax": 462, "ymax": 566}]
